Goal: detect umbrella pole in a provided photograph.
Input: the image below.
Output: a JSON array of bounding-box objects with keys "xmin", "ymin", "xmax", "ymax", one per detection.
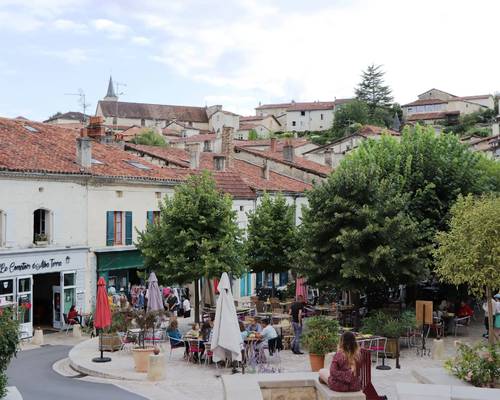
[{"xmin": 92, "ymin": 329, "xmax": 112, "ymax": 363}]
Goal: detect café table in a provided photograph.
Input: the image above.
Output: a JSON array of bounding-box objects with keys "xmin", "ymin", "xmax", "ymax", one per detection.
[{"xmin": 244, "ymin": 336, "xmax": 264, "ymax": 370}]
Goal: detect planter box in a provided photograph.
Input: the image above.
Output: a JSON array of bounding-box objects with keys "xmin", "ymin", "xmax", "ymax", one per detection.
[
  {"xmin": 386, "ymin": 337, "xmax": 399, "ymax": 358},
  {"xmin": 101, "ymin": 333, "xmax": 122, "ymax": 352}
]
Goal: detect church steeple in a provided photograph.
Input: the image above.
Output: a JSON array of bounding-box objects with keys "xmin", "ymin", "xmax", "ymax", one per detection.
[{"xmin": 103, "ymin": 76, "xmax": 118, "ymax": 101}]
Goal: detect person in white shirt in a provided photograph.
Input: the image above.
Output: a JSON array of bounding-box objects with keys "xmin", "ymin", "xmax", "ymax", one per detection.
[
  {"xmin": 183, "ymin": 297, "xmax": 191, "ymax": 318},
  {"xmin": 261, "ymin": 319, "xmax": 278, "ymax": 341},
  {"xmin": 482, "ymin": 296, "xmax": 497, "ymax": 338}
]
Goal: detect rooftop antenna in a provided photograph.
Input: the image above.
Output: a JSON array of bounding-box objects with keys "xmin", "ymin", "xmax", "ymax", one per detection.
[
  {"xmin": 65, "ymin": 89, "xmax": 91, "ymax": 123},
  {"xmin": 114, "ymin": 81, "xmax": 126, "ymax": 131}
]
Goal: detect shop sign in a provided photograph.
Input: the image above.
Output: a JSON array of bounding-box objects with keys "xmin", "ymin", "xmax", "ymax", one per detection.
[{"xmin": 0, "ymin": 258, "xmax": 65, "ymax": 275}]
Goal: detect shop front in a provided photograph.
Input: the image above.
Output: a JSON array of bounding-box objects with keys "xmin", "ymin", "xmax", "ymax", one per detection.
[
  {"xmin": 95, "ymin": 248, "xmax": 145, "ymax": 293},
  {"xmin": 0, "ymin": 247, "xmax": 88, "ymax": 338}
]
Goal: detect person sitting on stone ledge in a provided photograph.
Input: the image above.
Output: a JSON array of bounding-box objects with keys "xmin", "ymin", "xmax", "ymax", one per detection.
[{"xmin": 319, "ymin": 331, "xmax": 361, "ymax": 392}]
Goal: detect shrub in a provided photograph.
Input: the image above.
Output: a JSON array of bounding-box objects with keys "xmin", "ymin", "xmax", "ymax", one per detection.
[
  {"xmin": 302, "ymin": 316, "xmax": 340, "ymax": 355},
  {"xmin": 0, "ymin": 308, "xmax": 20, "ymax": 398},
  {"xmin": 445, "ymin": 343, "xmax": 500, "ymax": 388},
  {"xmin": 361, "ymin": 310, "xmax": 414, "ymax": 338}
]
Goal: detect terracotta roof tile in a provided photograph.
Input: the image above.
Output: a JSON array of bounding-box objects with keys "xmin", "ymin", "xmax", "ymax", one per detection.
[
  {"xmin": 125, "ymin": 143, "xmax": 190, "ymax": 167},
  {"xmin": 287, "ymin": 101, "xmax": 336, "ymax": 111},
  {"xmin": 168, "ymin": 133, "xmax": 216, "ymax": 143},
  {"xmin": 98, "ymin": 100, "xmax": 208, "ymax": 123},
  {"xmin": 406, "ymin": 111, "xmax": 459, "ymax": 121},
  {"xmin": 358, "ymin": 125, "xmax": 400, "ymax": 136},
  {"xmin": 402, "ymin": 98, "xmax": 448, "ymax": 107}
]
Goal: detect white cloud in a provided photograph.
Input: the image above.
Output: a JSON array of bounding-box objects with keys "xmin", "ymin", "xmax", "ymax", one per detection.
[
  {"xmin": 92, "ymin": 18, "xmax": 129, "ymax": 39},
  {"xmin": 143, "ymin": 0, "xmax": 500, "ymax": 105},
  {"xmin": 131, "ymin": 36, "xmax": 151, "ymax": 46},
  {"xmin": 53, "ymin": 18, "xmax": 87, "ymax": 33},
  {"xmin": 41, "ymin": 48, "xmax": 90, "ymax": 65}
]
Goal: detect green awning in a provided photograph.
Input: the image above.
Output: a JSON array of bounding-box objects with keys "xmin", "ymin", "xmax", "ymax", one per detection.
[{"xmin": 96, "ymin": 250, "xmax": 144, "ymax": 272}]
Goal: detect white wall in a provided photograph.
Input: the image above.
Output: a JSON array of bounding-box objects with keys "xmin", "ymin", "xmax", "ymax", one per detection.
[
  {"xmin": 0, "ymin": 178, "xmax": 88, "ymax": 249},
  {"xmin": 209, "ymin": 111, "xmax": 240, "ymax": 134},
  {"xmin": 286, "ymin": 109, "xmax": 334, "ymax": 131}
]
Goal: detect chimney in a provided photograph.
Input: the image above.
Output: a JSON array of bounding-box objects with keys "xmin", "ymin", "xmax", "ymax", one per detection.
[
  {"xmin": 262, "ymin": 159, "xmax": 270, "ymax": 180},
  {"xmin": 283, "ymin": 140, "xmax": 294, "ymax": 162},
  {"xmin": 186, "ymin": 143, "xmax": 200, "ymax": 169},
  {"xmin": 213, "ymin": 155, "xmax": 226, "ymax": 171},
  {"xmin": 221, "ymin": 126, "xmax": 234, "ymax": 167},
  {"xmin": 270, "ymin": 137, "xmax": 277, "ymax": 153},
  {"xmin": 86, "ymin": 116, "xmax": 106, "ymax": 141},
  {"xmin": 324, "ymin": 149, "xmax": 333, "ymax": 167},
  {"xmin": 76, "ymin": 129, "xmax": 92, "ymax": 168}
]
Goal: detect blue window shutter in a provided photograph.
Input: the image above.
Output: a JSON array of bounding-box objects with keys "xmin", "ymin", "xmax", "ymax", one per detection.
[
  {"xmin": 240, "ymin": 276, "xmax": 246, "ymax": 297},
  {"xmin": 106, "ymin": 211, "xmax": 114, "ymax": 246},
  {"xmin": 279, "ymin": 272, "xmax": 288, "ymax": 286},
  {"xmin": 256, "ymin": 272, "xmax": 262, "ymax": 288},
  {"xmin": 246, "ymin": 273, "xmax": 252, "ymax": 296},
  {"xmin": 146, "ymin": 211, "xmax": 153, "ymax": 225},
  {"xmin": 125, "ymin": 211, "xmax": 133, "ymax": 245}
]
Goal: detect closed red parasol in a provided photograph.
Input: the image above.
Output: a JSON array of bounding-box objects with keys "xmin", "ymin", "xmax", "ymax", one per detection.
[
  {"xmin": 94, "ymin": 277, "xmax": 111, "ymax": 329},
  {"xmin": 92, "ymin": 276, "xmax": 112, "ymax": 363}
]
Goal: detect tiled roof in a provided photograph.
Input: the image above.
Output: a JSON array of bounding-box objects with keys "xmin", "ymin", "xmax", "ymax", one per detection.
[
  {"xmin": 98, "ymin": 100, "xmax": 208, "ymax": 123},
  {"xmin": 358, "ymin": 125, "xmax": 400, "ymax": 136},
  {"xmin": 235, "ymin": 146, "xmax": 331, "ymax": 177},
  {"xmin": 459, "ymin": 95, "xmax": 492, "ymax": 100},
  {"xmin": 402, "ymin": 98, "xmax": 448, "ymax": 107},
  {"xmin": 44, "ymin": 111, "xmax": 89, "ymax": 122},
  {"xmin": 120, "ymin": 125, "xmax": 144, "ymax": 141},
  {"xmin": 125, "ymin": 143, "xmax": 190, "ymax": 168},
  {"xmin": 233, "ymin": 138, "xmax": 310, "ymax": 150},
  {"xmin": 0, "ymin": 117, "xmax": 185, "ymax": 182},
  {"xmin": 406, "ymin": 111, "xmax": 459, "ymax": 121},
  {"xmin": 287, "ymin": 101, "xmax": 336, "ymax": 111},
  {"xmin": 240, "ymin": 116, "xmax": 265, "ymax": 122},
  {"xmin": 168, "ymin": 133, "xmax": 216, "ymax": 143}
]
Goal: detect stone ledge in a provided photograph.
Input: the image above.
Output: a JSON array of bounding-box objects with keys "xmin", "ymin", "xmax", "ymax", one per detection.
[
  {"xmin": 396, "ymin": 383, "xmax": 500, "ymax": 400},
  {"xmin": 412, "ymin": 367, "xmax": 468, "ymax": 386},
  {"xmin": 4, "ymin": 387, "xmax": 23, "ymax": 400}
]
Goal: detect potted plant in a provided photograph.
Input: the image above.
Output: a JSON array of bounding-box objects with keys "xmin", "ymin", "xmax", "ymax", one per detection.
[
  {"xmin": 302, "ymin": 316, "xmax": 340, "ymax": 371},
  {"xmin": 101, "ymin": 311, "xmax": 129, "ymax": 351},
  {"xmin": 361, "ymin": 310, "xmax": 412, "ymax": 357},
  {"xmin": 131, "ymin": 309, "xmax": 163, "ymax": 372},
  {"xmin": 34, "ymin": 233, "xmax": 48, "ymax": 246}
]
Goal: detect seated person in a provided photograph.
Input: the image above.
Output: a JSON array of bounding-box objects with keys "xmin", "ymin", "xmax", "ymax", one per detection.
[
  {"xmin": 246, "ymin": 318, "xmax": 262, "ymax": 333},
  {"xmin": 319, "ymin": 331, "xmax": 361, "ymax": 393},
  {"xmin": 456, "ymin": 300, "xmax": 473, "ymax": 318},
  {"xmin": 186, "ymin": 322, "xmax": 200, "ymax": 338},
  {"xmin": 239, "ymin": 320, "xmax": 249, "ymax": 342},
  {"xmin": 166, "ymin": 318, "xmax": 183, "ymax": 347},
  {"xmin": 67, "ymin": 305, "xmax": 82, "ymax": 325},
  {"xmin": 201, "ymin": 321, "xmax": 213, "ymax": 342},
  {"xmin": 260, "ymin": 319, "xmax": 278, "ymax": 341}
]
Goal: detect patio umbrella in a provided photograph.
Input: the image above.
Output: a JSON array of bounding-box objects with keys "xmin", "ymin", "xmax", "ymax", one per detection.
[
  {"xmin": 211, "ymin": 272, "xmax": 242, "ymax": 364},
  {"xmin": 146, "ymin": 272, "xmax": 163, "ymax": 312},
  {"xmin": 93, "ymin": 276, "xmax": 112, "ymax": 363},
  {"xmin": 295, "ymin": 277, "xmax": 307, "ymax": 301}
]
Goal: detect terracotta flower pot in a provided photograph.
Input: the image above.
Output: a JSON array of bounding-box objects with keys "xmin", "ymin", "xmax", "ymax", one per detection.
[
  {"xmin": 132, "ymin": 347, "xmax": 156, "ymax": 372},
  {"xmin": 309, "ymin": 353, "xmax": 325, "ymax": 372}
]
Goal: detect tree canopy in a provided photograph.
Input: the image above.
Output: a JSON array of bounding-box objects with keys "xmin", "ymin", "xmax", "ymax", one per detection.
[
  {"xmin": 137, "ymin": 171, "xmax": 244, "ymax": 285},
  {"xmin": 298, "ymin": 125, "xmax": 499, "ymax": 292},
  {"xmin": 434, "ymin": 194, "xmax": 500, "ymax": 343},
  {"xmin": 131, "ymin": 129, "xmax": 167, "ymax": 146},
  {"xmin": 245, "ymin": 193, "xmax": 297, "ymax": 281},
  {"xmin": 355, "ymin": 64, "xmax": 393, "ymax": 115}
]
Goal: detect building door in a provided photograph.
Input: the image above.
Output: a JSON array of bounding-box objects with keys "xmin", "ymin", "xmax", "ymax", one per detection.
[
  {"xmin": 17, "ymin": 275, "xmax": 33, "ymax": 338},
  {"xmin": 61, "ymin": 271, "xmax": 76, "ymax": 325}
]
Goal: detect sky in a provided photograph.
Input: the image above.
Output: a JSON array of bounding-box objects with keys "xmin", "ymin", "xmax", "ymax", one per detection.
[{"xmin": 0, "ymin": 0, "xmax": 499, "ymax": 121}]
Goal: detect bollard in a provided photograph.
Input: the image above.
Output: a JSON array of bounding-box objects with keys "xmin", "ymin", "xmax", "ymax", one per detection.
[
  {"xmin": 72, "ymin": 324, "xmax": 82, "ymax": 338},
  {"xmin": 432, "ymin": 338, "xmax": 445, "ymax": 360},
  {"xmin": 32, "ymin": 328, "xmax": 44, "ymax": 346},
  {"xmin": 147, "ymin": 354, "xmax": 165, "ymax": 381}
]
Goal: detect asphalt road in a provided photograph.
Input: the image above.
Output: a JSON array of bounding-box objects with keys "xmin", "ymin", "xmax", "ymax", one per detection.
[{"xmin": 7, "ymin": 345, "xmax": 147, "ymax": 400}]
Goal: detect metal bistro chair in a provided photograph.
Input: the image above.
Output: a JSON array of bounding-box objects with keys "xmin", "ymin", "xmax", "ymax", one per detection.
[
  {"xmin": 166, "ymin": 333, "xmax": 185, "ymax": 360},
  {"xmin": 62, "ymin": 313, "xmax": 75, "ymax": 335},
  {"xmin": 367, "ymin": 337, "xmax": 387, "ymax": 365},
  {"xmin": 454, "ymin": 316, "xmax": 471, "ymax": 337},
  {"xmin": 118, "ymin": 332, "xmax": 136, "ymax": 353}
]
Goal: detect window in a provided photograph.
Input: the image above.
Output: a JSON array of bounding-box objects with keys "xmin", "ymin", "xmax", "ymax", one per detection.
[
  {"xmin": 203, "ymin": 140, "xmax": 211, "ymax": 152},
  {"xmin": 24, "ymin": 125, "xmax": 38, "ymax": 133},
  {"xmin": 33, "ymin": 208, "xmax": 50, "ymax": 243},
  {"xmin": 188, "ymin": 121, "xmax": 193, "ymax": 127},
  {"xmin": 113, "ymin": 117, "xmax": 117, "ymax": 125},
  {"xmin": 300, "ymin": 111, "xmax": 305, "ymax": 116},
  {"xmin": 147, "ymin": 211, "xmax": 161, "ymax": 225},
  {"xmin": 141, "ymin": 118, "xmax": 146, "ymax": 127},
  {"xmin": 106, "ymin": 211, "xmax": 132, "ymax": 246},
  {"xmin": 126, "ymin": 160, "xmax": 151, "ymax": 170},
  {"xmin": 0, "ymin": 279, "xmax": 14, "ymax": 303},
  {"xmin": 292, "ymin": 121, "xmax": 296, "ymax": 127},
  {"xmin": 239, "ymin": 205, "xmax": 244, "ymax": 212},
  {"xmin": 320, "ymin": 113, "xmax": 324, "ymax": 120}
]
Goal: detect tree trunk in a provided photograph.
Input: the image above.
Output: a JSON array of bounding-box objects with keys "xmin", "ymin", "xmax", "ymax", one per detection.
[
  {"xmin": 194, "ymin": 279, "xmax": 200, "ymax": 324},
  {"xmin": 486, "ymin": 287, "xmax": 497, "ymax": 345},
  {"xmin": 271, "ymin": 272, "xmax": 275, "ymax": 298}
]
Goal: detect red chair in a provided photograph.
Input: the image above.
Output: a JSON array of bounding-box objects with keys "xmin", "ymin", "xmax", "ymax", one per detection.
[
  {"xmin": 367, "ymin": 337, "xmax": 387, "ymax": 365},
  {"xmin": 358, "ymin": 349, "xmax": 386, "ymax": 400},
  {"xmin": 187, "ymin": 339, "xmax": 202, "ymax": 364}
]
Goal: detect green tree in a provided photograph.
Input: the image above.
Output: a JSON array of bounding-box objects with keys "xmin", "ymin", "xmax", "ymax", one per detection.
[
  {"xmin": 355, "ymin": 64, "xmax": 393, "ymax": 116},
  {"xmin": 434, "ymin": 194, "xmax": 500, "ymax": 344},
  {"xmin": 331, "ymin": 100, "xmax": 370, "ymax": 139},
  {"xmin": 248, "ymin": 129, "xmax": 259, "ymax": 140},
  {"xmin": 245, "ymin": 193, "xmax": 297, "ymax": 294},
  {"xmin": 131, "ymin": 129, "xmax": 167, "ymax": 146},
  {"xmin": 0, "ymin": 309, "xmax": 19, "ymax": 398},
  {"xmin": 136, "ymin": 172, "xmax": 244, "ymax": 322},
  {"xmin": 298, "ymin": 126, "xmax": 499, "ymax": 296}
]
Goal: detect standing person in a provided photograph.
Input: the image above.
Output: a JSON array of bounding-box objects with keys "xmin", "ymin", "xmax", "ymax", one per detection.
[
  {"xmin": 166, "ymin": 292, "xmax": 178, "ymax": 316},
  {"xmin": 183, "ymin": 296, "xmax": 191, "ymax": 318},
  {"xmin": 494, "ymin": 293, "xmax": 500, "ymax": 336},
  {"xmin": 290, "ymin": 294, "xmax": 305, "ymax": 354},
  {"xmin": 482, "ymin": 295, "xmax": 497, "ymax": 339}
]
